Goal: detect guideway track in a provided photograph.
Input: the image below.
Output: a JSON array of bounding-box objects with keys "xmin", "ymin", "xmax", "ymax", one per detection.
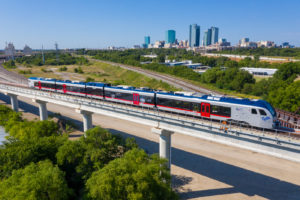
[{"xmin": 1, "ymin": 81, "xmax": 300, "ymax": 163}]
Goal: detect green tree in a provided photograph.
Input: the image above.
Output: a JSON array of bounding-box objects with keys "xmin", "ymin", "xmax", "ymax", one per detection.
[
  {"xmin": 0, "ymin": 136, "xmax": 66, "ymax": 179},
  {"xmin": 6, "ymin": 120, "xmax": 60, "ymax": 141},
  {"xmin": 0, "ymin": 160, "xmax": 72, "ymax": 200},
  {"xmin": 86, "ymin": 148, "xmax": 178, "ymax": 200}
]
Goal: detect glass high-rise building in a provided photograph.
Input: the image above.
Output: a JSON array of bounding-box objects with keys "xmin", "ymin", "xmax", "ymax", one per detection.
[
  {"xmin": 203, "ymin": 28, "xmax": 212, "ymax": 46},
  {"xmin": 144, "ymin": 36, "xmax": 150, "ymax": 47},
  {"xmin": 211, "ymin": 27, "xmax": 219, "ymax": 44},
  {"xmin": 189, "ymin": 24, "xmax": 200, "ymax": 48},
  {"xmin": 165, "ymin": 30, "xmax": 176, "ymax": 44}
]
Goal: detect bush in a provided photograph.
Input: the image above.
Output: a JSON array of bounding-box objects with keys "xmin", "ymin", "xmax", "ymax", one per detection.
[{"xmin": 3, "ymin": 60, "xmax": 16, "ymax": 69}]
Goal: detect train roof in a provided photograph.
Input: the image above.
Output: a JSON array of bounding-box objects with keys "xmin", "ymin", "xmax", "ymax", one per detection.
[{"xmin": 28, "ymin": 77, "xmax": 275, "ymax": 114}]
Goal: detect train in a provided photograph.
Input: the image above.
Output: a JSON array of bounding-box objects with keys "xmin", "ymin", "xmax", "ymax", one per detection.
[{"xmin": 28, "ymin": 77, "xmax": 278, "ymax": 129}]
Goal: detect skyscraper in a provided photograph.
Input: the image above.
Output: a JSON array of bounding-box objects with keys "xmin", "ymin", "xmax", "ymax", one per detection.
[
  {"xmin": 189, "ymin": 24, "xmax": 200, "ymax": 48},
  {"xmin": 165, "ymin": 30, "xmax": 176, "ymax": 44},
  {"xmin": 211, "ymin": 27, "xmax": 219, "ymax": 44},
  {"xmin": 203, "ymin": 28, "xmax": 212, "ymax": 46},
  {"xmin": 144, "ymin": 36, "xmax": 150, "ymax": 47}
]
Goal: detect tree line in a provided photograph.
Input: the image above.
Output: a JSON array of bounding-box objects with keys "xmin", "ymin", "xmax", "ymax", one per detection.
[
  {"xmin": 15, "ymin": 53, "xmax": 89, "ymax": 66},
  {"xmin": 0, "ymin": 105, "xmax": 178, "ymax": 200},
  {"xmin": 76, "ymin": 49, "xmax": 300, "ymax": 114},
  {"xmin": 211, "ymin": 47, "xmax": 300, "ymax": 58}
]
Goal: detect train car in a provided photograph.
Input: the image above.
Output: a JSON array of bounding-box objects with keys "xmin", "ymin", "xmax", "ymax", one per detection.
[
  {"xmin": 155, "ymin": 92, "xmax": 276, "ymax": 129},
  {"xmin": 28, "ymin": 77, "xmax": 277, "ymax": 129},
  {"xmin": 104, "ymin": 85, "xmax": 155, "ymax": 108}
]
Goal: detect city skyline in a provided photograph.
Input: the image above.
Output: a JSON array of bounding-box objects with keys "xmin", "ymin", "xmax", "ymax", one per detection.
[{"xmin": 0, "ymin": 0, "xmax": 300, "ymax": 49}]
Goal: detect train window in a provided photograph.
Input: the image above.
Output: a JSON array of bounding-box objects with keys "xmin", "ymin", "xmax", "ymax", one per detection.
[
  {"xmin": 251, "ymin": 109, "xmax": 257, "ymax": 114},
  {"xmin": 41, "ymin": 82, "xmax": 55, "ymax": 89},
  {"xmin": 56, "ymin": 84, "xmax": 63, "ymax": 90},
  {"xmin": 157, "ymin": 97, "xmax": 193, "ymax": 111},
  {"xmin": 259, "ymin": 109, "xmax": 267, "ymax": 116},
  {"xmin": 105, "ymin": 90, "xmax": 133, "ymax": 101},
  {"xmin": 86, "ymin": 87, "xmax": 103, "ymax": 96},
  {"xmin": 210, "ymin": 105, "xmax": 231, "ymax": 117},
  {"xmin": 34, "ymin": 82, "xmax": 39, "ymax": 87},
  {"xmin": 140, "ymin": 95, "xmax": 154, "ymax": 104},
  {"xmin": 66, "ymin": 85, "xmax": 85, "ymax": 93},
  {"xmin": 201, "ymin": 104, "xmax": 205, "ymax": 112}
]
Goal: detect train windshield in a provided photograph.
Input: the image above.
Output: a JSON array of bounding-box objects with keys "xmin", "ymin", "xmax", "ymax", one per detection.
[{"xmin": 264, "ymin": 102, "xmax": 276, "ymax": 117}]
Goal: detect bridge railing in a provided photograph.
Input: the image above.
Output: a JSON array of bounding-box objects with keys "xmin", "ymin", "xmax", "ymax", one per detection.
[{"xmin": 1, "ymin": 83, "xmax": 300, "ymax": 152}]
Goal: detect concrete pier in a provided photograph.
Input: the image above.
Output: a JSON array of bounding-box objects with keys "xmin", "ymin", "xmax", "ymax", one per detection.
[
  {"xmin": 152, "ymin": 127, "xmax": 174, "ymax": 169},
  {"xmin": 32, "ymin": 99, "xmax": 48, "ymax": 121},
  {"xmin": 7, "ymin": 93, "xmax": 19, "ymax": 112},
  {"xmin": 76, "ymin": 109, "xmax": 93, "ymax": 133}
]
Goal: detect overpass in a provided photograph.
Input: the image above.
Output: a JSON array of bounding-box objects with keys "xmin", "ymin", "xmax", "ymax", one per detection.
[{"xmin": 0, "ymin": 82, "xmax": 300, "ymax": 167}]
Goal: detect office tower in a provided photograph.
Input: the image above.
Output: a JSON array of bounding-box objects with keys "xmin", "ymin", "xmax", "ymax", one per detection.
[
  {"xmin": 211, "ymin": 27, "xmax": 219, "ymax": 44},
  {"xmin": 189, "ymin": 24, "xmax": 200, "ymax": 47},
  {"xmin": 203, "ymin": 28, "xmax": 212, "ymax": 46},
  {"xmin": 144, "ymin": 36, "xmax": 150, "ymax": 47},
  {"xmin": 165, "ymin": 30, "xmax": 176, "ymax": 44}
]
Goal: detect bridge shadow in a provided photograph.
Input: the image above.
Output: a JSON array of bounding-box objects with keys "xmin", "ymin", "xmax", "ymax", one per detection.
[
  {"xmin": 0, "ymin": 93, "xmax": 85, "ymax": 132},
  {"xmin": 108, "ymin": 128, "xmax": 300, "ymax": 200},
  {"xmin": 1, "ymin": 93, "xmax": 300, "ymax": 199}
]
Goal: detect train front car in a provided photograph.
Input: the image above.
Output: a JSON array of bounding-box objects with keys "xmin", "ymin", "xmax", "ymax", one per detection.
[{"xmin": 225, "ymin": 98, "xmax": 277, "ymax": 129}]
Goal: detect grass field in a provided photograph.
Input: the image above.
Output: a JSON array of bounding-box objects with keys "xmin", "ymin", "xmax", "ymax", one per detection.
[{"xmin": 10, "ymin": 61, "xmax": 179, "ymax": 91}]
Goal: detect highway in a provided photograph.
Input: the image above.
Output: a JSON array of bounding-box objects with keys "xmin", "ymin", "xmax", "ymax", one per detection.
[
  {"xmin": 1, "ymin": 61, "xmax": 300, "ymax": 199},
  {"xmin": 88, "ymin": 58, "xmax": 221, "ymax": 95},
  {"xmin": 0, "ymin": 61, "xmax": 28, "ymax": 85}
]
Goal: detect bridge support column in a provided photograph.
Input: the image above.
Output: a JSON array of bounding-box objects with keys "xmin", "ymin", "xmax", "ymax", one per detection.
[
  {"xmin": 32, "ymin": 99, "xmax": 48, "ymax": 121},
  {"xmin": 6, "ymin": 93, "xmax": 19, "ymax": 112},
  {"xmin": 76, "ymin": 109, "xmax": 93, "ymax": 133},
  {"xmin": 152, "ymin": 127, "xmax": 174, "ymax": 169}
]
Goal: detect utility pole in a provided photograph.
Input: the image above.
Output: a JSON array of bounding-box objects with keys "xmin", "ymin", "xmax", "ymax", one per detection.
[
  {"xmin": 55, "ymin": 42, "xmax": 59, "ymax": 63},
  {"xmin": 42, "ymin": 45, "xmax": 45, "ymax": 65}
]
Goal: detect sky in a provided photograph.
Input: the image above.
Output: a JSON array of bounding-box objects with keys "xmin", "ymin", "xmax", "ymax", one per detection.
[{"xmin": 0, "ymin": 0, "xmax": 300, "ymax": 49}]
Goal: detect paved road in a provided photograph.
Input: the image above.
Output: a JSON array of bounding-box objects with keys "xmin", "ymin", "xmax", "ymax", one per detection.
[
  {"xmin": 0, "ymin": 61, "xmax": 28, "ymax": 85},
  {"xmin": 90, "ymin": 58, "xmax": 221, "ymax": 95},
  {"xmin": 1, "ymin": 94, "xmax": 300, "ymax": 200}
]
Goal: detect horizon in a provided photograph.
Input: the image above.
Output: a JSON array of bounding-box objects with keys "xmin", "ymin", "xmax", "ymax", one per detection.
[{"xmin": 1, "ymin": 0, "xmax": 300, "ymax": 49}]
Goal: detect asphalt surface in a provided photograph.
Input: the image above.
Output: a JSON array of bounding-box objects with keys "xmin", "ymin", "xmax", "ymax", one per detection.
[{"xmin": 0, "ymin": 61, "xmax": 28, "ymax": 85}]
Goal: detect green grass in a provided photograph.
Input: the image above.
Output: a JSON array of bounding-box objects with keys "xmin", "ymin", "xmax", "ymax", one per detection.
[{"xmin": 8, "ymin": 60, "xmax": 179, "ymax": 91}]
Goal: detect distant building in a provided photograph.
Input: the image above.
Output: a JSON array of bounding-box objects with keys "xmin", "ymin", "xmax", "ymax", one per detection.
[
  {"xmin": 241, "ymin": 67, "xmax": 277, "ymax": 76},
  {"xmin": 165, "ymin": 30, "xmax": 176, "ymax": 44},
  {"xmin": 239, "ymin": 38, "xmax": 249, "ymax": 45},
  {"xmin": 144, "ymin": 36, "xmax": 150, "ymax": 48},
  {"xmin": 179, "ymin": 40, "xmax": 189, "ymax": 48},
  {"xmin": 211, "ymin": 27, "xmax": 219, "ymax": 44},
  {"xmin": 4, "ymin": 42, "xmax": 15, "ymax": 59},
  {"xmin": 203, "ymin": 29, "xmax": 212, "ymax": 46},
  {"xmin": 23, "ymin": 45, "xmax": 32, "ymax": 55},
  {"xmin": 189, "ymin": 24, "xmax": 200, "ymax": 47},
  {"xmin": 257, "ymin": 41, "xmax": 275, "ymax": 48},
  {"xmin": 153, "ymin": 41, "xmax": 165, "ymax": 48},
  {"xmin": 133, "ymin": 45, "xmax": 141, "ymax": 49}
]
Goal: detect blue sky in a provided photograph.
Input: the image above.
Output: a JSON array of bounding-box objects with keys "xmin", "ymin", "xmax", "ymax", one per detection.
[{"xmin": 1, "ymin": 0, "xmax": 300, "ymax": 49}]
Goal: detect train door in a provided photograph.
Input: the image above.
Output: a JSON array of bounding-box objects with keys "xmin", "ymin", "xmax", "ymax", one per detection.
[
  {"xmin": 63, "ymin": 84, "xmax": 67, "ymax": 93},
  {"xmin": 201, "ymin": 103, "xmax": 210, "ymax": 117},
  {"xmin": 38, "ymin": 81, "xmax": 41, "ymax": 90},
  {"xmin": 133, "ymin": 93, "xmax": 140, "ymax": 105}
]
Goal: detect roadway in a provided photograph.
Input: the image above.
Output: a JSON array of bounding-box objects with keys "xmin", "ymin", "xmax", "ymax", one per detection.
[
  {"xmin": 0, "ymin": 61, "xmax": 28, "ymax": 85},
  {"xmin": 88, "ymin": 58, "xmax": 220, "ymax": 95},
  {"xmin": 0, "ymin": 93, "xmax": 300, "ymax": 199}
]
